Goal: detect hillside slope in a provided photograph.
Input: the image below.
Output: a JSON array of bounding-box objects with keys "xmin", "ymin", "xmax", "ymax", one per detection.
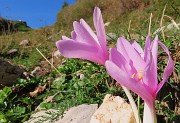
[
  {"xmin": 0, "ymin": 17, "xmax": 31, "ymax": 33},
  {"xmin": 54, "ymin": 0, "xmax": 179, "ymax": 34}
]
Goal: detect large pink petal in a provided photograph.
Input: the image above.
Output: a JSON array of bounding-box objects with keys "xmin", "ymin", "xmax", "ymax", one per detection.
[
  {"xmin": 117, "ymin": 37, "xmax": 145, "ymax": 70},
  {"xmin": 144, "ymin": 36, "xmax": 151, "ymax": 62},
  {"xmin": 73, "ymin": 21, "xmax": 98, "ymax": 46},
  {"xmin": 105, "ymin": 61, "xmax": 154, "ymax": 107},
  {"xmin": 109, "ymin": 48, "xmax": 136, "ymax": 76},
  {"xmin": 151, "ymin": 35, "xmax": 158, "ymax": 68},
  {"xmin": 80, "ymin": 19, "xmax": 98, "ymax": 42},
  {"xmin": 150, "ymin": 35, "xmax": 158, "ymax": 84},
  {"xmin": 62, "ymin": 36, "xmax": 71, "ymax": 40},
  {"xmin": 156, "ymin": 41, "xmax": 174, "ymax": 94},
  {"xmin": 93, "ymin": 7, "xmax": 108, "ymax": 57},
  {"xmin": 71, "ymin": 31, "xmax": 77, "ymax": 40},
  {"xmin": 143, "ymin": 50, "xmax": 158, "ymax": 97},
  {"xmin": 131, "ymin": 40, "xmax": 144, "ymax": 58},
  {"xmin": 56, "ymin": 40, "xmax": 105, "ymax": 65}
]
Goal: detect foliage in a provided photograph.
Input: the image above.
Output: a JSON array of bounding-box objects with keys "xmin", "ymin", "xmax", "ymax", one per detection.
[{"xmin": 0, "ymin": 17, "xmax": 31, "ymax": 34}]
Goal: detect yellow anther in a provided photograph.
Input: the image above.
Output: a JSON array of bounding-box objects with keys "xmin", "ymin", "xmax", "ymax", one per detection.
[
  {"xmin": 138, "ymin": 70, "xmax": 143, "ymax": 73},
  {"xmin": 131, "ymin": 73, "xmax": 136, "ymax": 79},
  {"xmin": 138, "ymin": 75, "xmax": 143, "ymax": 81}
]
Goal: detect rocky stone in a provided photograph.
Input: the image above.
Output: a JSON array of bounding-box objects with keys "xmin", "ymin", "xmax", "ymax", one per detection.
[
  {"xmin": 7, "ymin": 49, "xmax": 18, "ymax": 55},
  {"xmin": 25, "ymin": 104, "xmax": 98, "ymax": 123},
  {"xmin": 104, "ymin": 22, "xmax": 111, "ymax": 26},
  {"xmin": 31, "ymin": 66, "xmax": 41, "ymax": 76},
  {"xmin": 50, "ymin": 49, "xmax": 63, "ymax": 67},
  {"xmin": 53, "ymin": 50, "xmax": 61, "ymax": 58},
  {"xmin": 24, "ymin": 109, "xmax": 59, "ymax": 123},
  {"xmin": 0, "ymin": 59, "xmax": 25, "ymax": 87},
  {"xmin": 90, "ymin": 94, "xmax": 136, "ymax": 123},
  {"xmin": 59, "ymin": 104, "xmax": 98, "ymax": 123},
  {"xmin": 106, "ymin": 33, "xmax": 117, "ymax": 41},
  {"xmin": 19, "ymin": 39, "xmax": 29, "ymax": 46}
]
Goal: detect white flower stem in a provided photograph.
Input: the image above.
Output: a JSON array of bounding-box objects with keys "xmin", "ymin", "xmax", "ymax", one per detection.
[
  {"xmin": 143, "ymin": 102, "xmax": 157, "ymax": 123},
  {"xmin": 122, "ymin": 86, "xmax": 141, "ymax": 123},
  {"xmin": 138, "ymin": 96, "xmax": 141, "ymax": 123}
]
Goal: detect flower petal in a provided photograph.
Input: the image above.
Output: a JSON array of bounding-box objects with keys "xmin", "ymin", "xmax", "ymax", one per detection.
[
  {"xmin": 73, "ymin": 21, "xmax": 98, "ymax": 46},
  {"xmin": 143, "ymin": 50, "xmax": 158, "ymax": 96},
  {"xmin": 117, "ymin": 37, "xmax": 145, "ymax": 70},
  {"xmin": 80, "ymin": 19, "xmax": 98, "ymax": 42},
  {"xmin": 71, "ymin": 31, "xmax": 77, "ymax": 40},
  {"xmin": 131, "ymin": 40, "xmax": 144, "ymax": 58},
  {"xmin": 105, "ymin": 61, "xmax": 154, "ymax": 106},
  {"xmin": 62, "ymin": 36, "xmax": 71, "ymax": 40},
  {"xmin": 109, "ymin": 48, "xmax": 136, "ymax": 76},
  {"xmin": 151, "ymin": 35, "xmax": 158, "ymax": 68},
  {"xmin": 56, "ymin": 40, "xmax": 105, "ymax": 64},
  {"xmin": 150, "ymin": 35, "xmax": 159, "ymax": 85},
  {"xmin": 156, "ymin": 41, "xmax": 174, "ymax": 94},
  {"xmin": 144, "ymin": 36, "xmax": 151, "ymax": 62},
  {"xmin": 93, "ymin": 7, "xmax": 107, "ymax": 56}
]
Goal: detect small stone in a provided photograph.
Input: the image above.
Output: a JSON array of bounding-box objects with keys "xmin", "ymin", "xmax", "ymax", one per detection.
[
  {"xmin": 53, "ymin": 50, "xmax": 61, "ymax": 58},
  {"xmin": 7, "ymin": 49, "xmax": 18, "ymax": 55},
  {"xmin": 24, "ymin": 109, "xmax": 59, "ymax": 123},
  {"xmin": 106, "ymin": 33, "xmax": 117, "ymax": 41},
  {"xmin": 19, "ymin": 39, "xmax": 29, "ymax": 46},
  {"xmin": 90, "ymin": 94, "xmax": 136, "ymax": 123},
  {"xmin": 31, "ymin": 66, "xmax": 41, "ymax": 76},
  {"xmin": 25, "ymin": 104, "xmax": 98, "ymax": 123},
  {"xmin": 0, "ymin": 59, "xmax": 25, "ymax": 87},
  {"xmin": 58, "ymin": 104, "xmax": 98, "ymax": 123},
  {"xmin": 104, "ymin": 22, "xmax": 111, "ymax": 26}
]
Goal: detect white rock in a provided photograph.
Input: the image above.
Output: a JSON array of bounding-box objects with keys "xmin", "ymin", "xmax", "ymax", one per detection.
[
  {"xmin": 19, "ymin": 39, "xmax": 29, "ymax": 46},
  {"xmin": 53, "ymin": 50, "xmax": 61, "ymax": 58},
  {"xmin": 24, "ymin": 109, "xmax": 59, "ymax": 123},
  {"xmin": 104, "ymin": 22, "xmax": 111, "ymax": 26},
  {"xmin": 90, "ymin": 94, "xmax": 136, "ymax": 123},
  {"xmin": 31, "ymin": 66, "xmax": 41, "ymax": 76},
  {"xmin": 25, "ymin": 104, "xmax": 98, "ymax": 123},
  {"xmin": 7, "ymin": 49, "xmax": 18, "ymax": 54},
  {"xmin": 58, "ymin": 104, "xmax": 98, "ymax": 123},
  {"xmin": 106, "ymin": 33, "xmax": 117, "ymax": 41}
]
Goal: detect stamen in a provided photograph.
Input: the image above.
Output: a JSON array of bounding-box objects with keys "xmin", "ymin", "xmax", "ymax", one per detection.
[
  {"xmin": 138, "ymin": 70, "xmax": 143, "ymax": 73},
  {"xmin": 131, "ymin": 70, "xmax": 144, "ymax": 81},
  {"xmin": 131, "ymin": 73, "xmax": 136, "ymax": 79},
  {"xmin": 138, "ymin": 75, "xmax": 143, "ymax": 81}
]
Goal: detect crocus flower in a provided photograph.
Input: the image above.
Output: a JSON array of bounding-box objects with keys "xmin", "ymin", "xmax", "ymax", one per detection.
[
  {"xmin": 105, "ymin": 35, "xmax": 174, "ymax": 123},
  {"xmin": 56, "ymin": 7, "xmax": 108, "ymax": 65}
]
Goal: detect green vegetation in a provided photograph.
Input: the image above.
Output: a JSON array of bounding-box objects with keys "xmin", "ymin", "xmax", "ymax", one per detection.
[
  {"xmin": 0, "ymin": 0, "xmax": 179, "ymax": 122},
  {"xmin": 0, "ymin": 17, "xmax": 31, "ymax": 34}
]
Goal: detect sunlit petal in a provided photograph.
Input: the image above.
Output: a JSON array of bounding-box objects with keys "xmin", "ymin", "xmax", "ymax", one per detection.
[
  {"xmin": 144, "ymin": 36, "xmax": 151, "ymax": 62},
  {"xmin": 80, "ymin": 19, "xmax": 98, "ymax": 42},
  {"xmin": 131, "ymin": 40, "xmax": 144, "ymax": 58},
  {"xmin": 156, "ymin": 41, "xmax": 174, "ymax": 93},
  {"xmin": 117, "ymin": 37, "xmax": 145, "ymax": 70},
  {"xmin": 93, "ymin": 7, "xmax": 107, "ymax": 56},
  {"xmin": 56, "ymin": 40, "xmax": 105, "ymax": 64},
  {"xmin": 143, "ymin": 50, "xmax": 158, "ymax": 95},
  {"xmin": 73, "ymin": 21, "xmax": 98, "ymax": 46},
  {"xmin": 105, "ymin": 61, "xmax": 154, "ymax": 107},
  {"xmin": 109, "ymin": 48, "xmax": 136, "ymax": 76}
]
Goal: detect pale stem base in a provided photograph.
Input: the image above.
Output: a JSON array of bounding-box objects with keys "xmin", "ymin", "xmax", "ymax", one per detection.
[
  {"xmin": 143, "ymin": 102, "xmax": 157, "ymax": 123},
  {"xmin": 122, "ymin": 86, "xmax": 141, "ymax": 123}
]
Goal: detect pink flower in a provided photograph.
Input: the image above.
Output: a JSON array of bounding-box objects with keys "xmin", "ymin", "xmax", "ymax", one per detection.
[
  {"xmin": 56, "ymin": 7, "xmax": 108, "ymax": 65},
  {"xmin": 105, "ymin": 35, "xmax": 174, "ymax": 123}
]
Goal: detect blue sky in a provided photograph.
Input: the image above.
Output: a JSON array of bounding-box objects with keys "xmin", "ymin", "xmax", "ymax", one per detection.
[{"xmin": 0, "ymin": 0, "xmax": 76, "ymax": 28}]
